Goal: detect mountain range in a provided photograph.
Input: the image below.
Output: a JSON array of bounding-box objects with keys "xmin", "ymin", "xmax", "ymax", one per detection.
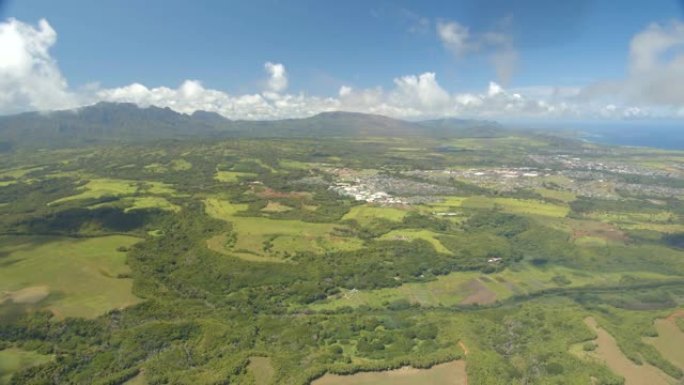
[{"xmin": 0, "ymin": 102, "xmax": 505, "ymax": 150}]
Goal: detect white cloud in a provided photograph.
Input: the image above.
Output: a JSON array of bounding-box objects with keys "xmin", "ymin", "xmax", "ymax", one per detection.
[
  {"xmin": 0, "ymin": 18, "xmax": 76, "ymax": 114},
  {"xmin": 0, "ymin": 18, "xmax": 681, "ymax": 121},
  {"xmin": 436, "ymin": 21, "xmax": 471, "ymax": 56},
  {"xmin": 391, "ymin": 72, "xmax": 450, "ymax": 110},
  {"xmin": 436, "ymin": 19, "xmax": 519, "ymax": 85},
  {"xmin": 582, "ymin": 20, "xmax": 684, "ymax": 107},
  {"xmin": 264, "ymin": 62, "xmax": 288, "ymax": 93}
]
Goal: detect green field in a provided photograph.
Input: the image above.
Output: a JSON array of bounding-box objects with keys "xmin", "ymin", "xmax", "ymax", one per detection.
[
  {"xmin": 214, "ymin": 171, "xmax": 257, "ymax": 183},
  {"xmin": 0, "ymin": 348, "xmax": 53, "ymax": 385},
  {"xmin": 342, "ymin": 205, "xmax": 408, "ymax": 226},
  {"xmin": 124, "ymin": 196, "xmax": 181, "ymax": 213},
  {"xmin": 461, "ymin": 197, "xmax": 570, "ymax": 217},
  {"xmin": 0, "ymin": 235, "xmax": 142, "ymax": 318}
]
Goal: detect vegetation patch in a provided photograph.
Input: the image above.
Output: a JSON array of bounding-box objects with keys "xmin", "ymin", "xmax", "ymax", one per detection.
[{"xmin": 0, "ymin": 348, "xmax": 54, "ymax": 385}]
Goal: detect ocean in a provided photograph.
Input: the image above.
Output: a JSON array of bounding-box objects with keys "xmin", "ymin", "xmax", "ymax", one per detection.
[{"xmin": 578, "ymin": 124, "xmax": 683, "ymax": 150}]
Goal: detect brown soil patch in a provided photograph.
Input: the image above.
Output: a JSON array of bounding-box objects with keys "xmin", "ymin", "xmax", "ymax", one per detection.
[
  {"xmin": 261, "ymin": 201, "xmax": 293, "ymax": 213},
  {"xmin": 248, "ymin": 356, "xmax": 275, "ymax": 385},
  {"xmin": 572, "ymin": 222, "xmax": 628, "ymax": 243},
  {"xmin": 312, "ymin": 360, "xmax": 466, "ymax": 385},
  {"xmin": 645, "ymin": 310, "xmax": 684, "ymax": 369},
  {"xmin": 582, "ymin": 317, "xmax": 674, "ymax": 385},
  {"xmin": 459, "ymin": 279, "xmax": 497, "ymax": 305},
  {"xmin": 1, "ymin": 286, "xmax": 50, "ymax": 304}
]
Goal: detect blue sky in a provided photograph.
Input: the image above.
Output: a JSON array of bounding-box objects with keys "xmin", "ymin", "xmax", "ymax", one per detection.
[{"xmin": 1, "ymin": 0, "xmax": 684, "ymax": 120}]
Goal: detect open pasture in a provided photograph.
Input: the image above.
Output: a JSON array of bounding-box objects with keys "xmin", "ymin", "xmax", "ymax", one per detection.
[
  {"xmin": 311, "ymin": 265, "xmax": 675, "ymax": 310},
  {"xmin": 342, "ymin": 205, "xmax": 408, "ymax": 226},
  {"xmin": 0, "ymin": 235, "xmax": 142, "ymax": 318}
]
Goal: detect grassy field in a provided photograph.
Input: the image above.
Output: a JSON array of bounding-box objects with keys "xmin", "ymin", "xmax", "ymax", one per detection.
[
  {"xmin": 0, "ymin": 235, "xmax": 142, "ymax": 318},
  {"xmin": 461, "ymin": 197, "xmax": 570, "ymax": 217},
  {"xmin": 124, "ymin": 196, "xmax": 181, "ymax": 213},
  {"xmin": 205, "ymin": 198, "xmax": 364, "ymax": 262},
  {"xmin": 279, "ymin": 159, "xmax": 316, "ymax": 170},
  {"xmin": 535, "ymin": 188, "xmax": 577, "ymax": 202},
  {"xmin": 214, "ymin": 171, "xmax": 257, "ymax": 183},
  {"xmin": 170, "ymin": 159, "xmax": 192, "ymax": 171},
  {"xmin": 311, "ymin": 265, "xmax": 675, "ymax": 310},
  {"xmin": 378, "ymin": 229, "xmax": 450, "ymax": 254},
  {"xmin": 342, "ymin": 205, "xmax": 408, "ymax": 226},
  {"xmin": 311, "ymin": 360, "xmax": 466, "ymax": 385},
  {"xmin": 0, "ymin": 348, "xmax": 53, "ymax": 385},
  {"xmin": 572, "ymin": 317, "xmax": 674, "ymax": 385},
  {"xmin": 50, "ymin": 178, "xmax": 177, "ymax": 205}
]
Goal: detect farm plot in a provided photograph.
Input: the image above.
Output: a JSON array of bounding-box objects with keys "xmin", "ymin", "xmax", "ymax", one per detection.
[{"xmin": 205, "ymin": 198, "xmax": 364, "ymax": 262}]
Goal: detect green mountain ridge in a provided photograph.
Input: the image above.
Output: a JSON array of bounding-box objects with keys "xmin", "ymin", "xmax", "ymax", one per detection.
[{"xmin": 0, "ymin": 102, "xmax": 507, "ymax": 149}]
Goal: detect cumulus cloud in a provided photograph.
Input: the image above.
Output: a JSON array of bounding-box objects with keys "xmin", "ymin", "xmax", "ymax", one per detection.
[
  {"xmin": 0, "ymin": 17, "xmax": 680, "ymax": 121},
  {"xmin": 0, "ymin": 18, "xmax": 76, "ymax": 113},
  {"xmin": 582, "ymin": 20, "xmax": 684, "ymax": 107},
  {"xmin": 264, "ymin": 61, "xmax": 288, "ymax": 93}
]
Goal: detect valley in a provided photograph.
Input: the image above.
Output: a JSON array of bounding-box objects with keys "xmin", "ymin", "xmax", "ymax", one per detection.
[{"xmin": 0, "ymin": 104, "xmax": 683, "ymax": 384}]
